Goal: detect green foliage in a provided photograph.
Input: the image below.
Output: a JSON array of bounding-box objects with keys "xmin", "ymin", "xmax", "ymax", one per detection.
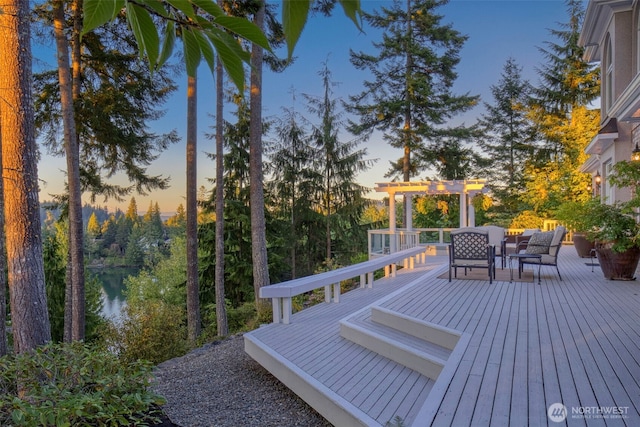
[
  {"xmin": 555, "ymin": 199, "xmax": 598, "ymax": 231},
  {"xmin": 522, "ymin": 1, "xmax": 600, "ymax": 216},
  {"xmin": 203, "ymin": 300, "xmax": 256, "ymax": 338},
  {"xmin": 509, "ymin": 210, "xmax": 545, "ymax": 229},
  {"xmin": 43, "ymin": 220, "xmax": 106, "ymax": 344},
  {"xmin": 103, "ymin": 300, "xmax": 188, "ymax": 365},
  {"xmin": 581, "ymin": 202, "xmax": 640, "ymax": 253},
  {"xmin": 578, "ymin": 160, "xmax": 640, "ymax": 252},
  {"xmin": 125, "ymin": 237, "xmax": 187, "ymax": 307},
  {"xmin": 43, "ymin": 231, "xmax": 67, "ymax": 343},
  {"xmin": 0, "ymin": 341, "xmax": 165, "ymax": 426},
  {"xmin": 346, "ymin": 0, "xmax": 478, "ymax": 181},
  {"xmin": 83, "ymin": 0, "xmax": 273, "ymax": 87},
  {"xmin": 476, "ymin": 58, "xmax": 536, "ymax": 213},
  {"xmin": 610, "ymin": 160, "xmax": 640, "ymax": 209},
  {"xmin": 102, "ymin": 237, "xmax": 189, "ymax": 364}
]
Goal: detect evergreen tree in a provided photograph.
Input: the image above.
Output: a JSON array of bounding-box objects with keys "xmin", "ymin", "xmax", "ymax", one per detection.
[
  {"xmin": 267, "ymin": 93, "xmax": 323, "ymax": 278},
  {"xmin": 523, "ymin": 0, "xmax": 600, "ymax": 214},
  {"xmin": 0, "ymin": 0, "xmax": 51, "ymax": 353},
  {"xmin": 125, "ymin": 223, "xmax": 145, "ymax": 266},
  {"xmin": 305, "ymin": 62, "xmax": 373, "ymax": 262},
  {"xmin": 87, "ymin": 212, "xmax": 101, "ymax": 237},
  {"xmin": 125, "ymin": 197, "xmax": 139, "ymax": 223},
  {"xmin": 346, "ymin": 0, "xmax": 478, "ymax": 183},
  {"xmin": 101, "ymin": 214, "xmax": 118, "ymax": 252},
  {"xmin": 166, "ymin": 203, "xmax": 187, "ymax": 237},
  {"xmin": 85, "ymin": 212, "xmax": 101, "ymax": 259},
  {"xmin": 476, "ymin": 58, "xmax": 537, "ymax": 214},
  {"xmin": 43, "ymin": 224, "xmax": 69, "ymax": 343},
  {"xmin": 33, "ymin": 12, "xmax": 178, "ymax": 200}
]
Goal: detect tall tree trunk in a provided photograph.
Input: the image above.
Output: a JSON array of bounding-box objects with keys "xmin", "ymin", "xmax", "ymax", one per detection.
[
  {"xmin": 0, "ymin": 0, "xmax": 52, "ymax": 353},
  {"xmin": 402, "ymin": 0, "xmax": 414, "ymax": 229},
  {"xmin": 215, "ymin": 53, "xmax": 228, "ymax": 337},
  {"xmin": 325, "ymin": 158, "xmax": 331, "ymax": 261},
  {"xmin": 0, "ymin": 127, "xmax": 8, "ymax": 357},
  {"xmin": 186, "ymin": 75, "xmax": 201, "ymax": 342},
  {"xmin": 249, "ymin": 2, "xmax": 270, "ymax": 315},
  {"xmin": 54, "ymin": 0, "xmax": 85, "ymax": 342}
]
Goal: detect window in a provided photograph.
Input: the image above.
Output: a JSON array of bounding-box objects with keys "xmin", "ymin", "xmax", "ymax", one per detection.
[
  {"xmin": 604, "ymin": 160, "xmax": 614, "ymax": 203},
  {"xmin": 605, "ymin": 36, "xmax": 614, "ymax": 112}
]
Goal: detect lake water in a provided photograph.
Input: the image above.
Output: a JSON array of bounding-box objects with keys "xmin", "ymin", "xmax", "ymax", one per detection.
[{"xmin": 90, "ymin": 267, "xmax": 140, "ymax": 320}]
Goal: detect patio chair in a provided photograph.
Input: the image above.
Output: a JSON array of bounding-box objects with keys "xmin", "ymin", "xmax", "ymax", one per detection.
[
  {"xmin": 517, "ymin": 226, "xmax": 567, "ymax": 281},
  {"xmin": 477, "ymin": 225, "xmax": 507, "ymax": 269},
  {"xmin": 449, "ymin": 228, "xmax": 495, "ymax": 284},
  {"xmin": 505, "ymin": 228, "xmax": 539, "ymax": 254}
]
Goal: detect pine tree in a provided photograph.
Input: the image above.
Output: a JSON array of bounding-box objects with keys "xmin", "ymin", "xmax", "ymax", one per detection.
[
  {"xmin": 0, "ymin": 0, "xmax": 52, "ymax": 352},
  {"xmin": 305, "ymin": 62, "xmax": 373, "ymax": 262},
  {"xmin": 523, "ymin": 0, "xmax": 600, "ymax": 214},
  {"xmin": 267, "ymin": 93, "xmax": 322, "ymax": 277},
  {"xmin": 87, "ymin": 212, "xmax": 101, "ymax": 237},
  {"xmin": 476, "ymin": 58, "xmax": 537, "ymax": 214},
  {"xmin": 125, "ymin": 197, "xmax": 139, "ymax": 223},
  {"xmin": 33, "ymin": 12, "xmax": 178, "ymax": 200},
  {"xmin": 346, "ymin": 0, "xmax": 478, "ymax": 182}
]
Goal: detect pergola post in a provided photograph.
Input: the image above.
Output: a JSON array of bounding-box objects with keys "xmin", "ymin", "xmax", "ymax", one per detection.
[
  {"xmin": 459, "ymin": 192, "xmax": 467, "ymax": 228},
  {"xmin": 405, "ymin": 194, "xmax": 413, "ymax": 231},
  {"xmin": 389, "ymin": 193, "xmax": 396, "ymax": 232}
]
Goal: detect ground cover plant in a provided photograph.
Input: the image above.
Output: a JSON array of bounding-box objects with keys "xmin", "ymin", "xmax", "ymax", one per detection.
[{"xmin": 0, "ymin": 341, "xmax": 165, "ymax": 426}]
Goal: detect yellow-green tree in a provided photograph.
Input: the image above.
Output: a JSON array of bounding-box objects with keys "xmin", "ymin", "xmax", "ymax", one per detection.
[
  {"xmin": 86, "ymin": 212, "xmax": 101, "ymax": 237},
  {"xmin": 522, "ymin": 106, "xmax": 599, "ymax": 213},
  {"xmin": 522, "ymin": 0, "xmax": 600, "ymax": 215}
]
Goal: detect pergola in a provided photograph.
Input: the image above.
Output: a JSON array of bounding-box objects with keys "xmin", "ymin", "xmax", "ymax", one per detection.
[{"xmin": 374, "ymin": 179, "xmax": 488, "ymax": 231}]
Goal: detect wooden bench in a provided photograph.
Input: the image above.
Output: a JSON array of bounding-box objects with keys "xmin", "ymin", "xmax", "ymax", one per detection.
[{"xmin": 260, "ymin": 246, "xmax": 427, "ymax": 324}]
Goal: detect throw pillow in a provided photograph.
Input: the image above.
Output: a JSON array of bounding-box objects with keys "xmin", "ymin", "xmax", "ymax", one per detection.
[{"xmin": 525, "ymin": 231, "xmax": 554, "ymax": 254}]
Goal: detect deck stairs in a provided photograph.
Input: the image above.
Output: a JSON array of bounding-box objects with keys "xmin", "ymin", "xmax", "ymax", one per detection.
[{"xmin": 340, "ymin": 306, "xmax": 460, "ymax": 382}]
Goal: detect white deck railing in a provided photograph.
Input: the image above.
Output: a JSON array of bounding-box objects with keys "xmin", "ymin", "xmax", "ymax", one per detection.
[
  {"xmin": 367, "ymin": 229, "xmax": 421, "ymax": 257},
  {"xmin": 368, "ymin": 224, "xmax": 573, "ymax": 258},
  {"xmin": 260, "ymin": 246, "xmax": 427, "ymax": 324}
]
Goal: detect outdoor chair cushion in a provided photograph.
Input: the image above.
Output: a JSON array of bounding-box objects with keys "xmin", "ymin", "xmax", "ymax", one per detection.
[
  {"xmin": 476, "ymin": 226, "xmax": 506, "ymax": 256},
  {"xmin": 524, "ymin": 231, "xmax": 554, "ymax": 254}
]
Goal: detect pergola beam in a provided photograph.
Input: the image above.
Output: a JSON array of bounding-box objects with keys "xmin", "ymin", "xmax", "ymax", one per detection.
[{"xmin": 375, "ymin": 179, "xmax": 487, "ymax": 231}]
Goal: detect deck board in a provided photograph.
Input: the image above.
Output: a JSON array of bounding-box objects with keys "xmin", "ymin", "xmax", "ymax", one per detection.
[{"xmin": 245, "ymin": 248, "xmax": 640, "ymax": 426}]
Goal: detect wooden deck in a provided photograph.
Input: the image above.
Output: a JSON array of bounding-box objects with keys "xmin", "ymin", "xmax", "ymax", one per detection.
[{"xmin": 244, "ymin": 247, "xmax": 640, "ymax": 426}]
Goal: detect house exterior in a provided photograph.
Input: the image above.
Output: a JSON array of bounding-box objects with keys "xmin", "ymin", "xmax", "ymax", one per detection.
[{"xmin": 580, "ymin": 0, "xmax": 640, "ymax": 203}]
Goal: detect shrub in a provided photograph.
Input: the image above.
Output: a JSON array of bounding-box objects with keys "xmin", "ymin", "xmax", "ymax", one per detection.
[
  {"xmin": 0, "ymin": 342, "xmax": 165, "ymax": 426},
  {"xmin": 509, "ymin": 210, "xmax": 544, "ymax": 229},
  {"xmin": 102, "ymin": 301, "xmax": 188, "ymax": 365}
]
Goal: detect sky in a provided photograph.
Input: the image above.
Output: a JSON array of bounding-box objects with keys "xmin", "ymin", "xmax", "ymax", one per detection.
[{"xmin": 36, "ymin": 0, "xmax": 579, "ymax": 215}]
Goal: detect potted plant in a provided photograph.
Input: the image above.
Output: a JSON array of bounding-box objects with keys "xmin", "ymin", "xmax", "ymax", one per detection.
[
  {"xmin": 555, "ymin": 199, "xmax": 597, "ymax": 258},
  {"xmin": 582, "ymin": 160, "xmax": 640, "ymax": 280}
]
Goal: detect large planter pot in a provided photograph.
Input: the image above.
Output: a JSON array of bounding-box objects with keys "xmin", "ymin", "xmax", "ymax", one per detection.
[
  {"xmin": 595, "ymin": 242, "xmax": 640, "ymax": 280},
  {"xmin": 573, "ymin": 233, "xmax": 595, "ymax": 258}
]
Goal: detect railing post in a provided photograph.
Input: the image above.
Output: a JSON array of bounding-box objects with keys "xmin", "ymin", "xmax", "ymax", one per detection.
[
  {"xmin": 282, "ymin": 298, "xmax": 291, "ymax": 324},
  {"xmin": 333, "ymin": 283, "xmax": 340, "ymax": 303},
  {"xmin": 272, "ymin": 298, "xmax": 281, "ymax": 324}
]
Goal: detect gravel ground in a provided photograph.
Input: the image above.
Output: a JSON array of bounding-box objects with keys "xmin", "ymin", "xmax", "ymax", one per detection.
[{"xmin": 152, "ymin": 334, "xmax": 333, "ymax": 427}]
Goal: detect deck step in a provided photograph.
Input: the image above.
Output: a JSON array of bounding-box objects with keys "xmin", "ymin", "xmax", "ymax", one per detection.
[{"xmin": 340, "ymin": 307, "xmax": 459, "ymax": 381}]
